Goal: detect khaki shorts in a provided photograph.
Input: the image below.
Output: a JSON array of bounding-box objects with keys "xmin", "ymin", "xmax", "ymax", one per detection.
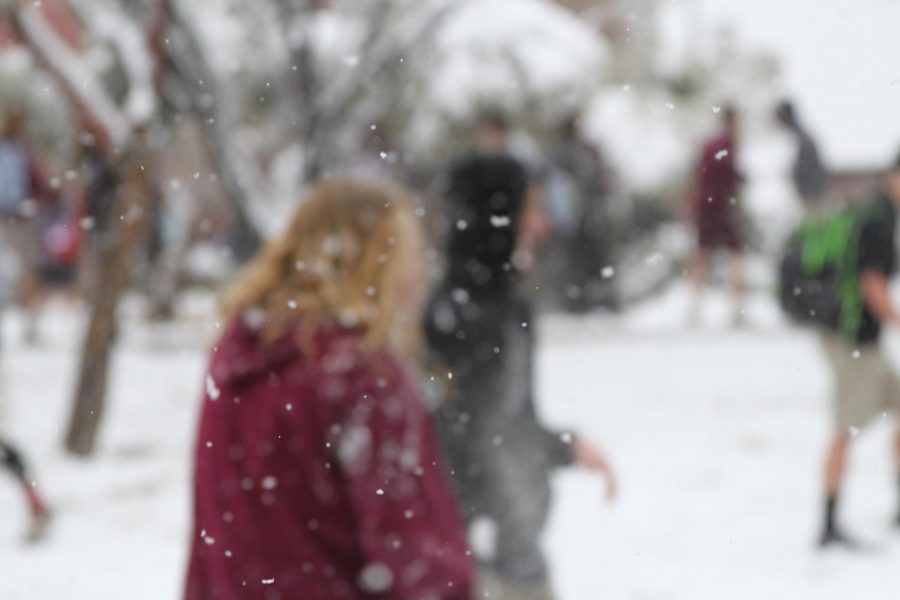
[{"xmin": 820, "ymin": 332, "xmax": 900, "ymax": 432}]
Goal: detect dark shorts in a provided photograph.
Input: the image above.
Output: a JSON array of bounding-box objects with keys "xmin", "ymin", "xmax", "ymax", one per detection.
[
  {"xmin": 696, "ymin": 212, "xmax": 743, "ymax": 251},
  {"xmin": 40, "ymin": 263, "xmax": 77, "ymax": 286}
]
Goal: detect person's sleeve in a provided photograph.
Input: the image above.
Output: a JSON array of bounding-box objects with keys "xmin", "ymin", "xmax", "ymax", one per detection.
[
  {"xmin": 327, "ymin": 359, "xmax": 474, "ymax": 600},
  {"xmin": 515, "ymin": 301, "xmax": 576, "ymax": 470},
  {"xmin": 524, "ymin": 403, "xmax": 576, "ymax": 469},
  {"xmin": 859, "ymin": 217, "xmax": 894, "ymax": 275},
  {"xmin": 514, "ymin": 372, "xmax": 576, "ymax": 469},
  {"xmin": 538, "ymin": 425, "xmax": 576, "ymax": 468}
]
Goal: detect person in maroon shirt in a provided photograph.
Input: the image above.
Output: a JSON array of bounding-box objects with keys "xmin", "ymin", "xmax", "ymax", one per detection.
[
  {"xmin": 185, "ymin": 179, "xmax": 475, "ymax": 600},
  {"xmin": 683, "ymin": 106, "xmax": 747, "ymax": 326}
]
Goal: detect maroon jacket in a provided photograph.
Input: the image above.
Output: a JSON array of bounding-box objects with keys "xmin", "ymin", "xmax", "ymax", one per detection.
[
  {"xmin": 693, "ymin": 131, "xmax": 741, "ymax": 218},
  {"xmin": 185, "ymin": 317, "xmax": 475, "ymax": 600}
]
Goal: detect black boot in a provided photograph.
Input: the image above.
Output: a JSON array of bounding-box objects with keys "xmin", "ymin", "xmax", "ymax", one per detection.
[
  {"xmin": 819, "ymin": 526, "xmax": 860, "ymax": 549},
  {"xmin": 819, "ymin": 494, "xmax": 859, "ymax": 549}
]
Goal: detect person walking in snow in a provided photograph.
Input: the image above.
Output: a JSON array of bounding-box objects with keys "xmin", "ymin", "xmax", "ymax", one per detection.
[
  {"xmin": 424, "ymin": 111, "xmax": 616, "ymax": 600},
  {"xmin": 683, "ymin": 105, "xmax": 747, "ymax": 326},
  {"xmin": 817, "ymin": 151, "xmax": 900, "ymax": 548},
  {"xmin": 0, "ymin": 111, "xmax": 51, "ymax": 542},
  {"xmin": 546, "ymin": 113, "xmax": 617, "ymax": 313},
  {"xmin": 0, "ymin": 112, "xmax": 52, "ymax": 344},
  {"xmin": 775, "ymin": 99, "xmax": 829, "ymax": 212},
  {"xmin": 185, "ymin": 179, "xmax": 474, "ymax": 600}
]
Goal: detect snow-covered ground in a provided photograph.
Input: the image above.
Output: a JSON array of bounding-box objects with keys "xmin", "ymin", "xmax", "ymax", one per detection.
[{"xmin": 2, "ymin": 285, "xmax": 900, "ymax": 599}]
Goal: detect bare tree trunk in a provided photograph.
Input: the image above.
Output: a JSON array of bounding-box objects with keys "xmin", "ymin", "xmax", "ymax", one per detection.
[{"xmin": 65, "ymin": 155, "xmax": 150, "ymax": 456}]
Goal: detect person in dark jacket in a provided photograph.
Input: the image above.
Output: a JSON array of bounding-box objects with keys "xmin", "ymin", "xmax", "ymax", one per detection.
[
  {"xmin": 547, "ymin": 114, "xmax": 616, "ymax": 313},
  {"xmin": 425, "ymin": 112, "xmax": 616, "ymax": 600},
  {"xmin": 185, "ymin": 180, "xmax": 475, "ymax": 600},
  {"xmin": 775, "ymin": 100, "xmax": 829, "ymax": 210},
  {"xmin": 684, "ymin": 105, "xmax": 746, "ymax": 326},
  {"xmin": 818, "ymin": 151, "xmax": 900, "ymax": 548}
]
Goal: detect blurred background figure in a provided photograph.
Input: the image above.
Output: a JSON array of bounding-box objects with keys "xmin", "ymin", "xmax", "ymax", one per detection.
[
  {"xmin": 0, "ymin": 112, "xmax": 51, "ymax": 344},
  {"xmin": 425, "ymin": 112, "xmax": 616, "ymax": 600},
  {"xmin": 545, "ymin": 113, "xmax": 617, "ymax": 314},
  {"xmin": 775, "ymin": 99, "xmax": 829, "ymax": 213},
  {"xmin": 186, "ymin": 180, "xmax": 474, "ymax": 600},
  {"xmin": 0, "ymin": 438, "xmax": 49, "ymax": 542},
  {"xmin": 38, "ymin": 175, "xmax": 82, "ymax": 299},
  {"xmin": 683, "ymin": 105, "xmax": 746, "ymax": 327},
  {"xmin": 346, "ymin": 120, "xmax": 400, "ymax": 183}
]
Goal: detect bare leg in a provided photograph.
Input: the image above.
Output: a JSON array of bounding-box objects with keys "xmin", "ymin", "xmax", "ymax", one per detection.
[
  {"xmin": 821, "ymin": 432, "xmax": 853, "ymax": 545},
  {"xmin": 688, "ymin": 249, "xmax": 710, "ymax": 324},
  {"xmin": 18, "ymin": 270, "xmax": 43, "ymax": 345},
  {"xmin": 479, "ymin": 575, "xmax": 555, "ymax": 600},
  {"xmin": 0, "ymin": 440, "xmax": 50, "ymax": 541},
  {"xmin": 894, "ymin": 426, "xmax": 900, "ymax": 525},
  {"xmin": 893, "ymin": 427, "xmax": 900, "ymax": 474},
  {"xmin": 729, "ymin": 251, "xmax": 746, "ymax": 326},
  {"xmin": 825, "ymin": 432, "xmax": 850, "ymax": 496}
]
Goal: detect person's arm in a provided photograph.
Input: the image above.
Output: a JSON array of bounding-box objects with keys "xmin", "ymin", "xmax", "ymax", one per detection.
[
  {"xmin": 513, "ymin": 182, "xmax": 551, "ymax": 272},
  {"xmin": 330, "ymin": 357, "xmax": 474, "ymax": 600},
  {"xmin": 861, "ymin": 270, "xmax": 900, "ymax": 328},
  {"xmin": 529, "ymin": 420, "xmax": 617, "ymax": 501},
  {"xmin": 858, "ymin": 215, "xmax": 899, "ymax": 328},
  {"xmin": 573, "ymin": 436, "xmax": 618, "ymax": 502}
]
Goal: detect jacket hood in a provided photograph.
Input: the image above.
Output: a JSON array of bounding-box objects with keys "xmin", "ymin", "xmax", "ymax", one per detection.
[{"xmin": 208, "ymin": 312, "xmax": 302, "ymax": 389}]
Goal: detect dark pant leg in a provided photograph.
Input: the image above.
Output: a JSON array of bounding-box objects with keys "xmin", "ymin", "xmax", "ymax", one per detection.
[
  {"xmin": 482, "ymin": 449, "xmax": 553, "ymax": 584},
  {"xmin": 0, "ymin": 439, "xmax": 28, "ymax": 481}
]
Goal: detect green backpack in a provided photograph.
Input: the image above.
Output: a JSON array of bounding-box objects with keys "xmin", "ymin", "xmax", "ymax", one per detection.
[{"xmin": 778, "ymin": 200, "xmax": 887, "ymax": 337}]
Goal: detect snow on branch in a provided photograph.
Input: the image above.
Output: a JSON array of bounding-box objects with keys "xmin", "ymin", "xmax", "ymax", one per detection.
[
  {"xmin": 315, "ymin": 0, "xmax": 454, "ymax": 131},
  {"xmin": 8, "ymin": 0, "xmax": 131, "ymax": 151},
  {"xmin": 69, "ymin": 0, "xmax": 159, "ymax": 124},
  {"xmin": 163, "ymin": 0, "xmax": 274, "ymax": 237}
]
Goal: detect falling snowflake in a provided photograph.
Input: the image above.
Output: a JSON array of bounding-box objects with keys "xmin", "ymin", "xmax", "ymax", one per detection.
[
  {"xmin": 490, "ymin": 215, "xmax": 511, "ymax": 228},
  {"xmin": 206, "ymin": 375, "xmax": 221, "ymax": 401},
  {"xmin": 359, "ymin": 563, "xmax": 393, "ymax": 593}
]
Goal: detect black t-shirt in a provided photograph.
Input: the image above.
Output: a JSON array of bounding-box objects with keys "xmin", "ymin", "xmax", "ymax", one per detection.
[
  {"xmin": 441, "ymin": 151, "xmax": 529, "ymax": 296},
  {"xmin": 856, "ymin": 194, "xmax": 897, "ymax": 343}
]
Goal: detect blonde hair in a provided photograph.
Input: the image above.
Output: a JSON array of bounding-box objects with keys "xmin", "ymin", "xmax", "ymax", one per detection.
[{"xmin": 221, "ymin": 178, "xmax": 420, "ymax": 354}]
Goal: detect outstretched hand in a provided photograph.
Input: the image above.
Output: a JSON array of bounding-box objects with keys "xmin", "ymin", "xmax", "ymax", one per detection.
[{"xmin": 573, "ymin": 436, "xmax": 617, "ymax": 503}]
